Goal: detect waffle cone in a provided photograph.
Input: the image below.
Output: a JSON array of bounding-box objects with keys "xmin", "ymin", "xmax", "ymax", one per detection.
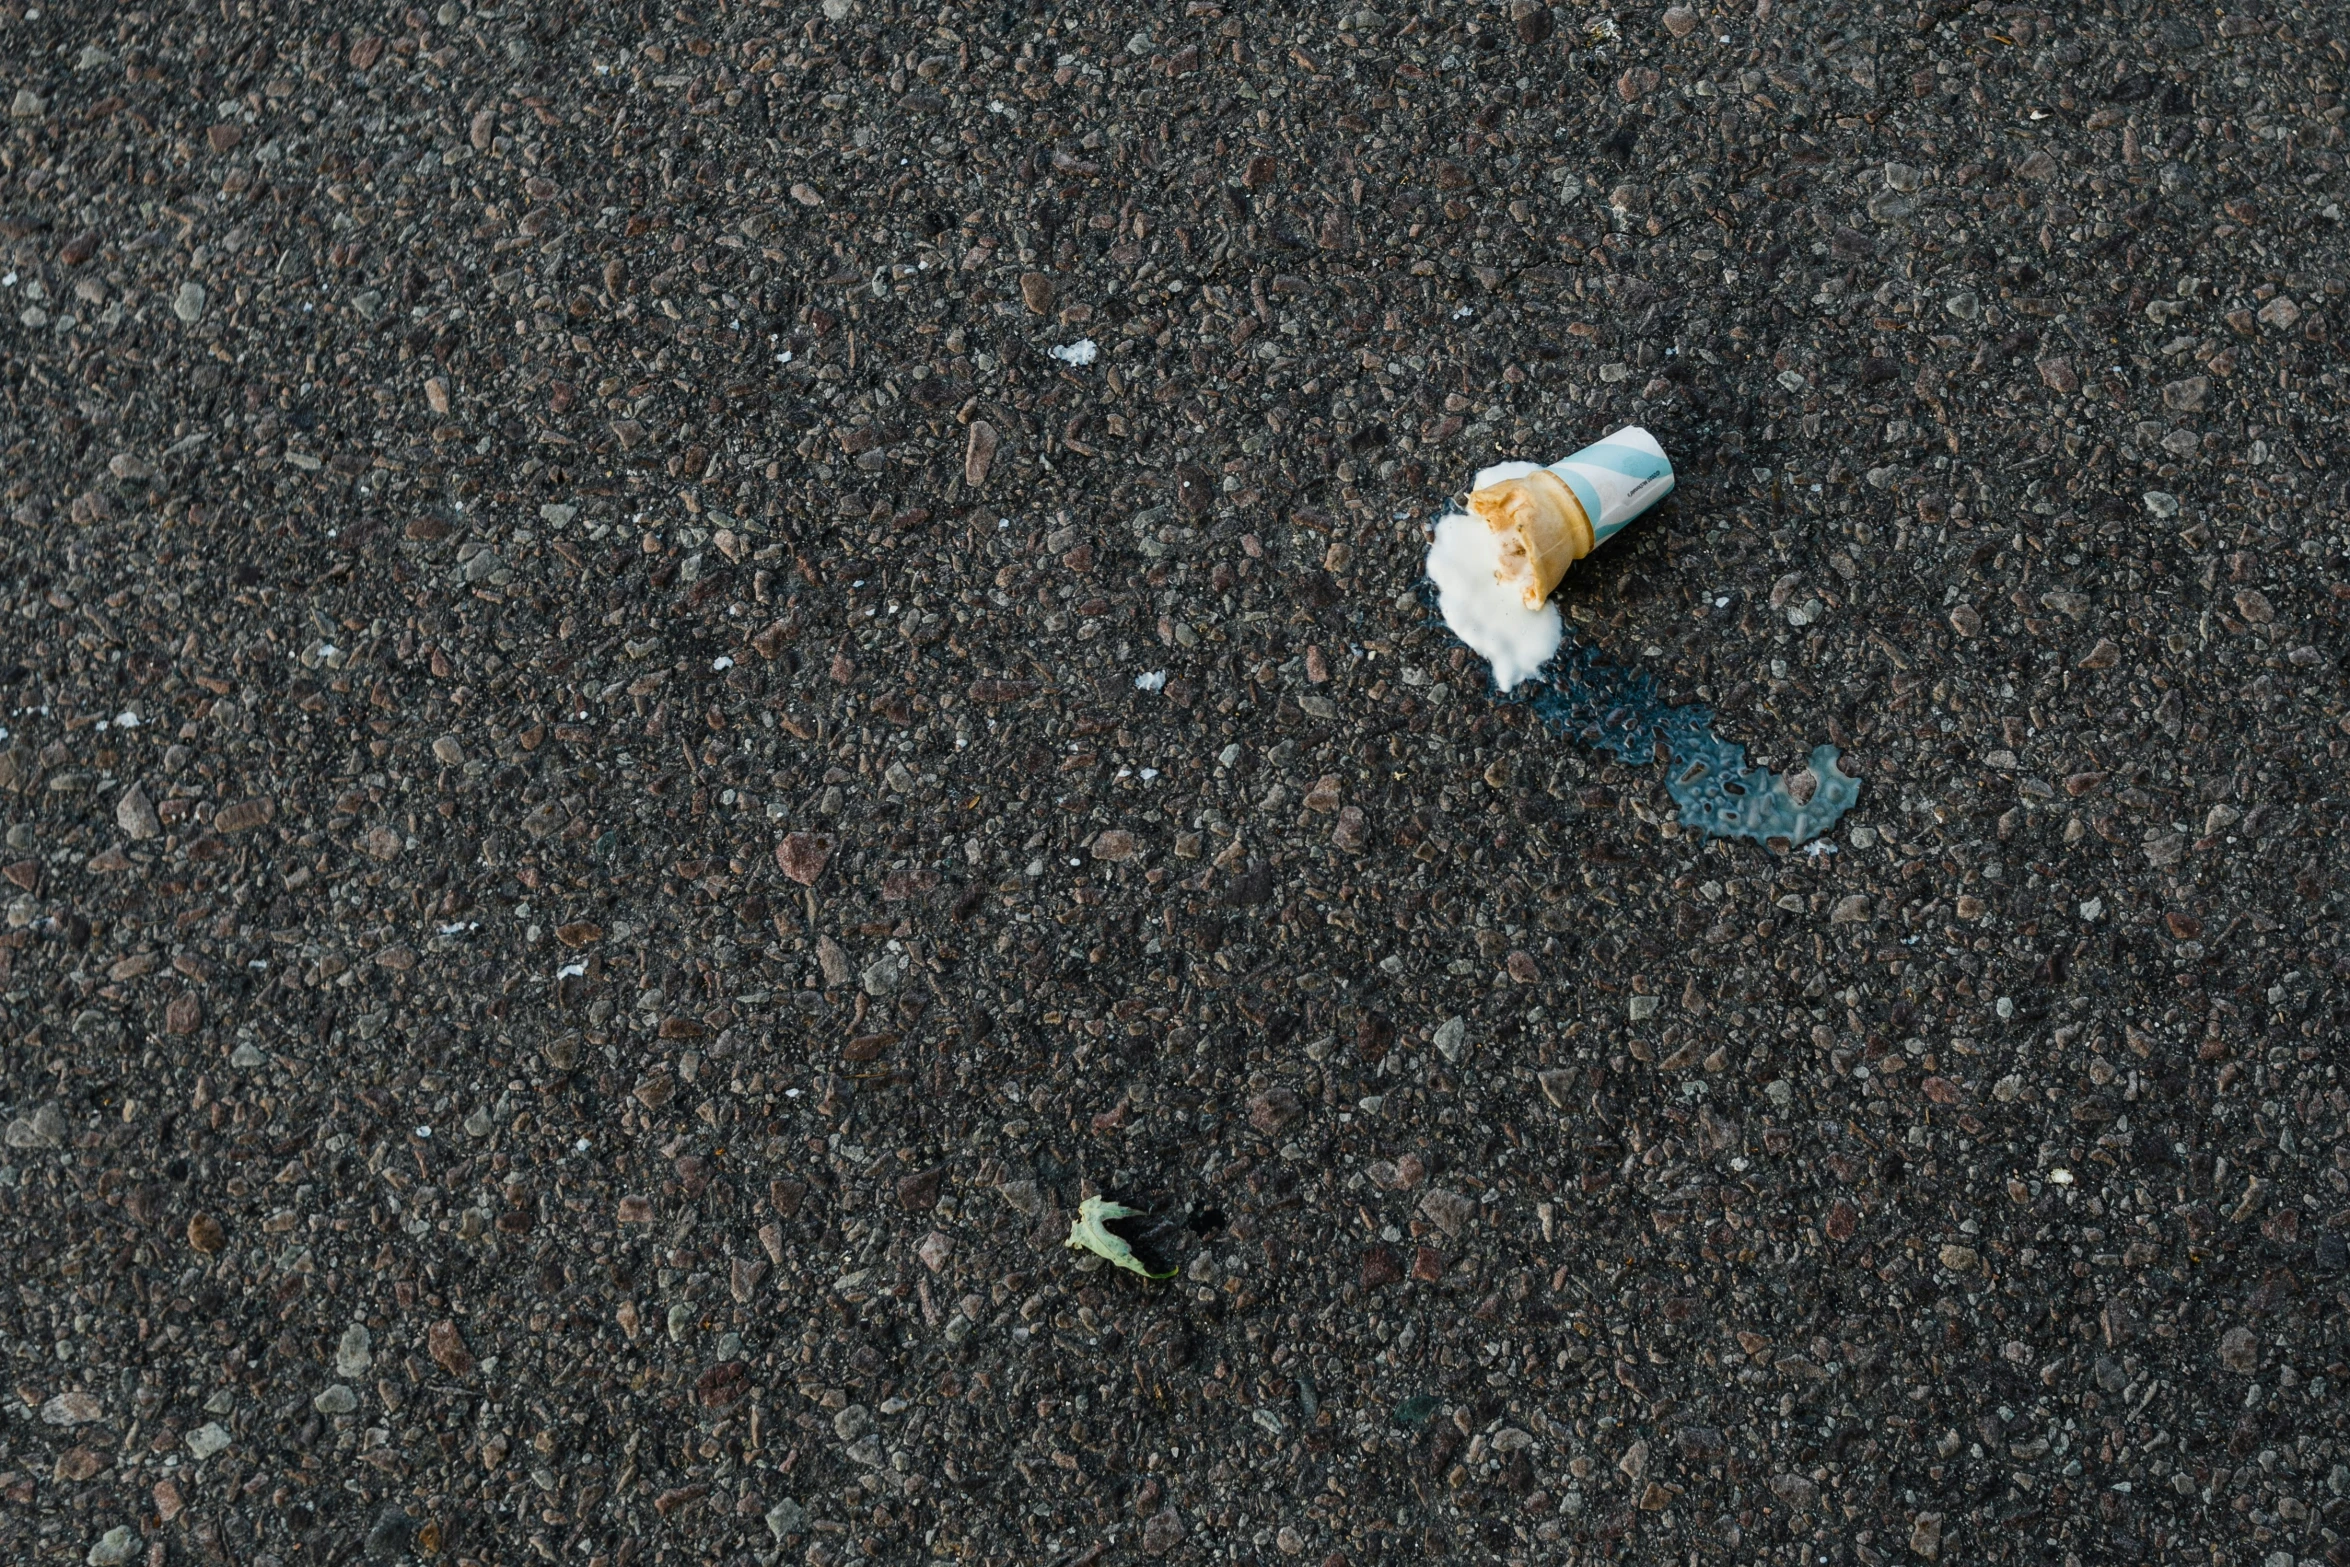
[{"xmin": 1467, "ymin": 469, "xmax": 1595, "ymax": 610}]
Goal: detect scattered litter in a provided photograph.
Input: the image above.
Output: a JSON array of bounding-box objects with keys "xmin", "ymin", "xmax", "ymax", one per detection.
[
  {"xmin": 1065, "ymin": 1196, "xmax": 1177, "ymax": 1278},
  {"xmin": 1049, "ymin": 338, "xmax": 1099, "ymax": 367},
  {"xmin": 1134, "ymin": 669, "xmax": 1167, "ymax": 691}
]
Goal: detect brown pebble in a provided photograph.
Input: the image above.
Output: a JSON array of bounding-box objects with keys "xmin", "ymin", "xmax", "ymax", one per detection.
[
  {"xmin": 1019, "ymin": 272, "xmax": 1054, "ymax": 314},
  {"xmin": 186, "ymin": 1213, "xmax": 225, "ymax": 1253},
  {"xmin": 427, "ymin": 1320, "xmax": 477, "ymax": 1377},
  {"xmin": 964, "ymin": 420, "xmax": 999, "ymax": 486},
  {"xmin": 2076, "ymin": 638, "xmax": 2122, "ymax": 670},
  {"xmin": 777, "ymin": 832, "xmax": 832, "ymax": 885},
  {"xmin": 1247, "ymin": 1088, "xmax": 1301, "ymax": 1133}
]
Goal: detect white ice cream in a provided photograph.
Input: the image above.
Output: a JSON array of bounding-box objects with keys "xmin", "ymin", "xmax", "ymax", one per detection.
[
  {"xmin": 1470, "ymin": 459, "xmax": 1542, "ymax": 490},
  {"xmin": 1425, "ymin": 509, "xmax": 1561, "ymax": 693}
]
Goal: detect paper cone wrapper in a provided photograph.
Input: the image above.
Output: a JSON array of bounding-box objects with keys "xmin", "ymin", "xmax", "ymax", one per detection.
[{"xmin": 1465, "ymin": 426, "xmax": 1676, "ymax": 609}]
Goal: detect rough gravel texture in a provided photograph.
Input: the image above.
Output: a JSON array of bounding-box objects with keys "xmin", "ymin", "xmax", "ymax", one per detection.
[{"xmin": 2, "ymin": 3, "xmax": 2348, "ymax": 1567}]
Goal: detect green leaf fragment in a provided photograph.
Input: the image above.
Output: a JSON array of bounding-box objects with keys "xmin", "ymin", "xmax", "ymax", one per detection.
[{"xmin": 1065, "ymin": 1196, "xmax": 1177, "ymax": 1279}]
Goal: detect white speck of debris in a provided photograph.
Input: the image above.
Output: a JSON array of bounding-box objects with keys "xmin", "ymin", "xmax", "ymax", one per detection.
[
  {"xmin": 1067, "ymin": 857, "xmax": 1082, "ymax": 867},
  {"xmin": 1, "ymin": 273, "xmax": 14, "ymax": 286},
  {"xmin": 1134, "ymin": 669, "xmax": 1167, "ymax": 691},
  {"xmin": 776, "ymin": 351, "xmax": 792, "ymax": 364},
  {"xmin": 246, "ymin": 959, "xmax": 268, "ymax": 970},
  {"xmin": 1140, "ymin": 768, "xmax": 1160, "ymax": 782},
  {"xmin": 711, "ymin": 656, "xmax": 734, "ymax": 671},
  {"xmin": 1049, "ymin": 338, "xmax": 1099, "ymax": 366},
  {"xmin": 414, "ymin": 1126, "xmax": 433, "ymax": 1139},
  {"xmin": 1451, "ymin": 305, "xmax": 1473, "ymax": 320},
  {"xmin": 1715, "ymin": 596, "xmax": 1731, "ymax": 608},
  {"xmin": 785, "ymin": 1088, "xmax": 802, "ymax": 1099},
  {"xmin": 998, "ymin": 517, "xmax": 1011, "ymax": 529},
  {"xmin": 2049, "ymin": 1168, "xmax": 2074, "ymax": 1186},
  {"xmin": 558, "ymin": 962, "xmax": 587, "ymax": 979},
  {"xmin": 438, "ymin": 921, "xmax": 477, "ymax": 936},
  {"xmin": 575, "ymin": 1137, "xmax": 592, "ymax": 1152},
  {"xmin": 852, "ymin": 580, "xmax": 865, "ymax": 588},
  {"xmin": 1803, "ymin": 840, "xmax": 1836, "ymax": 859},
  {"xmin": 2078, "ymin": 897, "xmax": 2105, "ymax": 922}
]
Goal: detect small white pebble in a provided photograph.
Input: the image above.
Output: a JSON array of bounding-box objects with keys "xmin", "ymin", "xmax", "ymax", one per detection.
[
  {"xmin": 711, "ymin": 655, "xmax": 734, "ymax": 671},
  {"xmin": 2049, "ymin": 1168, "xmax": 2074, "ymax": 1186},
  {"xmin": 1134, "ymin": 669, "xmax": 1167, "ymax": 691}
]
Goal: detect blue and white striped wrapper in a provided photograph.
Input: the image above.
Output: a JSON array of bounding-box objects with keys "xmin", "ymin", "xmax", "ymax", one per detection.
[{"xmin": 1541, "ymin": 425, "xmax": 1675, "ymax": 547}]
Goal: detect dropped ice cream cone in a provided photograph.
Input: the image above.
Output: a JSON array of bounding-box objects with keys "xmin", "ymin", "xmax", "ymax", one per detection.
[
  {"xmin": 1427, "ymin": 426, "xmax": 1677, "ymax": 691},
  {"xmin": 1466, "ymin": 426, "xmax": 1675, "ymax": 609}
]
